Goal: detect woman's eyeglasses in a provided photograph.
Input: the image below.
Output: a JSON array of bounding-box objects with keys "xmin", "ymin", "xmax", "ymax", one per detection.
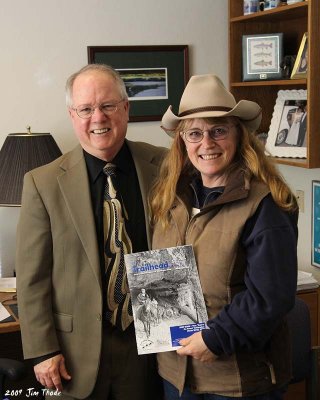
[{"xmin": 182, "ymin": 125, "xmax": 234, "ymax": 143}]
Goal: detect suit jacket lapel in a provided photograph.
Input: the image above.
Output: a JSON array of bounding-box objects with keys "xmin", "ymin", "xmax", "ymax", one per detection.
[
  {"xmin": 57, "ymin": 145, "xmax": 101, "ymax": 287},
  {"xmin": 127, "ymin": 140, "xmax": 159, "ymax": 247},
  {"xmin": 55, "ymin": 141, "xmax": 160, "ymax": 280}
]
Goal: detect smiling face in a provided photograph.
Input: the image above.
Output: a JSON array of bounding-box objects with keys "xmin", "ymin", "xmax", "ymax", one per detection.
[
  {"xmin": 181, "ymin": 118, "xmax": 239, "ymax": 187},
  {"xmin": 69, "ymin": 70, "xmax": 129, "ymax": 161}
]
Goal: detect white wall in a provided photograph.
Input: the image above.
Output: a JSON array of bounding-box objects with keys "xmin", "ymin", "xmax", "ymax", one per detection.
[
  {"xmin": 0, "ymin": 0, "xmax": 228, "ymax": 276},
  {"xmin": 279, "ymin": 165, "xmax": 320, "ymax": 282},
  {"xmin": 0, "ymin": 0, "xmax": 228, "ymax": 152},
  {"xmin": 0, "ymin": 1, "xmax": 319, "ymax": 282}
]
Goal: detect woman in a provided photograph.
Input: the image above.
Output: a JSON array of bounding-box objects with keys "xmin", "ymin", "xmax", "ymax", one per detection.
[{"xmin": 150, "ymin": 74, "xmax": 298, "ymax": 399}]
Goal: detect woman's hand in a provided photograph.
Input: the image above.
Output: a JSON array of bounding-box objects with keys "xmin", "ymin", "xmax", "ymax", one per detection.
[{"xmin": 176, "ymin": 331, "xmax": 217, "ymax": 363}]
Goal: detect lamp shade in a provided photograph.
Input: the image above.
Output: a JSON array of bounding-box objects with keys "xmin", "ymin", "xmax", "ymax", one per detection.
[{"xmin": 0, "ymin": 127, "xmax": 62, "ymax": 206}]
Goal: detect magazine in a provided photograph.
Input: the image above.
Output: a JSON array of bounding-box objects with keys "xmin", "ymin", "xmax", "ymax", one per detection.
[{"xmin": 124, "ymin": 245, "xmax": 208, "ymax": 355}]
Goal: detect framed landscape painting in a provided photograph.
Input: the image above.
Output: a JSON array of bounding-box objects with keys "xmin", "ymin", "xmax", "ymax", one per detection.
[{"xmin": 88, "ymin": 45, "xmax": 189, "ymax": 122}]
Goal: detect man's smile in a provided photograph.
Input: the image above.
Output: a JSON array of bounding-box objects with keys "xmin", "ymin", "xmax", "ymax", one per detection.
[{"xmin": 91, "ymin": 127, "xmax": 111, "ymax": 134}]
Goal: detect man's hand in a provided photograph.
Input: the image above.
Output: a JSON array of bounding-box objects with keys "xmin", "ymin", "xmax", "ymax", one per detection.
[
  {"xmin": 176, "ymin": 331, "xmax": 218, "ymax": 364},
  {"xmin": 34, "ymin": 354, "xmax": 71, "ymax": 391}
]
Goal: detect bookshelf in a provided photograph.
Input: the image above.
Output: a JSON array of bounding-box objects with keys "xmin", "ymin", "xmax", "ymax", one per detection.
[{"xmin": 228, "ymin": 0, "xmax": 320, "ymax": 168}]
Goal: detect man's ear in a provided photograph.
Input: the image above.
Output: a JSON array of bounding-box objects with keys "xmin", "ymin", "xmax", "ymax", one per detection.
[{"xmin": 124, "ymin": 100, "xmax": 130, "ymax": 121}]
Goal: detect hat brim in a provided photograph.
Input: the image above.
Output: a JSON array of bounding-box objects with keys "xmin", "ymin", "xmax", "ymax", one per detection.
[{"xmin": 161, "ymin": 101, "xmax": 262, "ymax": 138}]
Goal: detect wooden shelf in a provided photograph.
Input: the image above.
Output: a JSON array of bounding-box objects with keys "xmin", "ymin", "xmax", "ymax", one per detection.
[
  {"xmin": 228, "ymin": 0, "xmax": 320, "ymax": 169},
  {"xmin": 270, "ymin": 156, "xmax": 309, "ymax": 168},
  {"xmin": 230, "ymin": 2, "xmax": 308, "ymax": 22},
  {"xmin": 231, "ymin": 79, "xmax": 306, "ymax": 87}
]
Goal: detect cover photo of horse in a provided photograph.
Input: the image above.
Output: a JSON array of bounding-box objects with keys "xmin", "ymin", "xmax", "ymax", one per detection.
[{"xmin": 124, "ymin": 245, "xmax": 208, "ymax": 355}]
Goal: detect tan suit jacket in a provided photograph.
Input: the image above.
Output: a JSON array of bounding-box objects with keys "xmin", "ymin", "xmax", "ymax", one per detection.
[{"xmin": 16, "ymin": 140, "xmax": 166, "ymax": 398}]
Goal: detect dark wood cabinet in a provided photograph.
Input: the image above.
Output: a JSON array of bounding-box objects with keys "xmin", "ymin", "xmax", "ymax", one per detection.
[{"xmin": 284, "ymin": 288, "xmax": 320, "ymax": 399}]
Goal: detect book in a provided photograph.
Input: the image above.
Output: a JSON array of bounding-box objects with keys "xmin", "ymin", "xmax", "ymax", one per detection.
[
  {"xmin": 297, "ymin": 270, "xmax": 319, "ymax": 291},
  {"xmin": 124, "ymin": 245, "xmax": 208, "ymax": 355},
  {"xmin": 0, "ymin": 302, "xmax": 13, "ymax": 323},
  {"xmin": 0, "ymin": 277, "xmax": 16, "ymax": 292}
]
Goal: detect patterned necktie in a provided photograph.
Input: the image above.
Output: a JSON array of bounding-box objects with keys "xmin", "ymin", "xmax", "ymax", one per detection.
[{"xmin": 103, "ymin": 163, "xmax": 133, "ymax": 330}]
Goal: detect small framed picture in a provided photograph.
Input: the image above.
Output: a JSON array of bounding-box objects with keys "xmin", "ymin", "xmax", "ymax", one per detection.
[
  {"xmin": 87, "ymin": 45, "xmax": 189, "ymax": 122},
  {"xmin": 287, "ymin": 0, "xmax": 305, "ymax": 4},
  {"xmin": 265, "ymin": 89, "xmax": 307, "ymax": 158},
  {"xmin": 312, "ymin": 181, "xmax": 320, "ymax": 268},
  {"xmin": 291, "ymin": 33, "xmax": 308, "ymax": 79},
  {"xmin": 242, "ymin": 33, "xmax": 283, "ymax": 81}
]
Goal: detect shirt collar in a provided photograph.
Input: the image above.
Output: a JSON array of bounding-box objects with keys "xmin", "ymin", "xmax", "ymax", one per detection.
[
  {"xmin": 190, "ymin": 177, "xmax": 224, "ymax": 208},
  {"xmin": 84, "ymin": 141, "xmax": 132, "ymax": 183}
]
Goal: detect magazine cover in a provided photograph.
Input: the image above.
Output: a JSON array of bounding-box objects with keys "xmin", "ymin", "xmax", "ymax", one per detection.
[{"xmin": 124, "ymin": 245, "xmax": 208, "ymax": 355}]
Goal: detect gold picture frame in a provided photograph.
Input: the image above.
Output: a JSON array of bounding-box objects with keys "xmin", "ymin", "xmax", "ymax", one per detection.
[{"xmin": 291, "ymin": 33, "xmax": 308, "ymax": 79}]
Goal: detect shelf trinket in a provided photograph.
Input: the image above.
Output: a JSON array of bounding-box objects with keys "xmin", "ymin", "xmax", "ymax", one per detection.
[{"xmin": 243, "ymin": 0, "xmax": 259, "ymax": 14}]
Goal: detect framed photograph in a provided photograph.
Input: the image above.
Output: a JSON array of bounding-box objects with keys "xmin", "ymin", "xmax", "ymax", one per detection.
[
  {"xmin": 291, "ymin": 33, "xmax": 308, "ymax": 79},
  {"xmin": 265, "ymin": 89, "xmax": 307, "ymax": 158},
  {"xmin": 87, "ymin": 45, "xmax": 189, "ymax": 122},
  {"xmin": 242, "ymin": 33, "xmax": 283, "ymax": 81},
  {"xmin": 312, "ymin": 181, "xmax": 320, "ymax": 268}
]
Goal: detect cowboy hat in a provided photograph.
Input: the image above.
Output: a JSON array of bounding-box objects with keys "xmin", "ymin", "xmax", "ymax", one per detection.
[{"xmin": 161, "ymin": 74, "xmax": 262, "ymax": 137}]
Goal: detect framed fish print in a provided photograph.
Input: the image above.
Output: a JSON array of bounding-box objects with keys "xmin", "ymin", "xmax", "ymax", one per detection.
[{"xmin": 242, "ymin": 33, "xmax": 283, "ymax": 81}]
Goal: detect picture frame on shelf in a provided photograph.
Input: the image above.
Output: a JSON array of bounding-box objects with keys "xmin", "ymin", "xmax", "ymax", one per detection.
[
  {"xmin": 243, "ymin": 0, "xmax": 259, "ymax": 15},
  {"xmin": 265, "ymin": 89, "xmax": 307, "ymax": 158},
  {"xmin": 87, "ymin": 45, "xmax": 189, "ymax": 122},
  {"xmin": 287, "ymin": 0, "xmax": 305, "ymax": 4},
  {"xmin": 242, "ymin": 33, "xmax": 283, "ymax": 81},
  {"xmin": 291, "ymin": 33, "xmax": 308, "ymax": 79},
  {"xmin": 263, "ymin": 1, "xmax": 279, "ymax": 11},
  {"xmin": 312, "ymin": 180, "xmax": 320, "ymax": 268}
]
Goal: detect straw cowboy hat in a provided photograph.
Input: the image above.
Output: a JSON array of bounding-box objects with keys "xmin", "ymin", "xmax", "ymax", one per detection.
[{"xmin": 161, "ymin": 74, "xmax": 262, "ymax": 137}]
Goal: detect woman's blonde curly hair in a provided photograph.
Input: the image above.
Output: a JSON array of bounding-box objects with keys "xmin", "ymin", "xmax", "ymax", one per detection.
[{"xmin": 149, "ymin": 117, "xmax": 297, "ymax": 227}]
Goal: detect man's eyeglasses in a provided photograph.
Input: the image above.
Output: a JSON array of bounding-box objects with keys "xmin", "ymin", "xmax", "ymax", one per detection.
[
  {"xmin": 72, "ymin": 99, "xmax": 125, "ymax": 119},
  {"xmin": 182, "ymin": 125, "xmax": 234, "ymax": 143}
]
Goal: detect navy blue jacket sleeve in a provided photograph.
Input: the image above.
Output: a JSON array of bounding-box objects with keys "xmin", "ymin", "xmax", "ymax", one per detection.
[{"xmin": 202, "ymin": 194, "xmax": 298, "ymax": 356}]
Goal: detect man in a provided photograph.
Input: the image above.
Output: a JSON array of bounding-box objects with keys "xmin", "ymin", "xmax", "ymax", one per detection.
[
  {"xmin": 296, "ymin": 102, "xmax": 307, "ymax": 147},
  {"xmin": 285, "ymin": 103, "xmax": 306, "ymax": 147},
  {"xmin": 137, "ymin": 288, "xmax": 149, "ymax": 305},
  {"xmin": 275, "ymin": 108, "xmax": 295, "ymax": 146},
  {"xmin": 16, "ymin": 64, "xmax": 166, "ymax": 400}
]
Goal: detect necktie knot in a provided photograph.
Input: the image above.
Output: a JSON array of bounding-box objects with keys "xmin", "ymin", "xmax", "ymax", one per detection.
[
  {"xmin": 103, "ymin": 163, "xmax": 117, "ymax": 200},
  {"xmin": 103, "ymin": 163, "xmax": 116, "ymax": 177}
]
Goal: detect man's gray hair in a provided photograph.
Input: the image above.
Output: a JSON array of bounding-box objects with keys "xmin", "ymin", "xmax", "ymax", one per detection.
[{"xmin": 65, "ymin": 64, "xmax": 128, "ymax": 107}]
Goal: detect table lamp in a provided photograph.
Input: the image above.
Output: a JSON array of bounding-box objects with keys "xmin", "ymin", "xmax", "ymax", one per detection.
[{"xmin": 0, "ymin": 126, "xmax": 62, "ymax": 276}]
